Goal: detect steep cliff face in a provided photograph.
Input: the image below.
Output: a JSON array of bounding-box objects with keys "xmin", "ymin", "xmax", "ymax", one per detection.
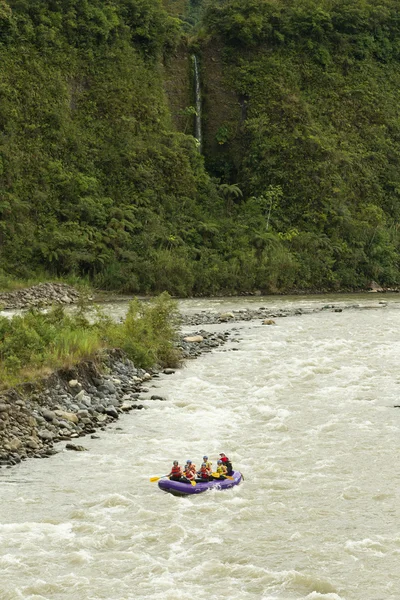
[
  {"xmin": 201, "ymin": 39, "xmax": 242, "ymax": 179},
  {"xmin": 163, "ymin": 42, "xmax": 193, "ymax": 133},
  {"xmin": 199, "ymin": 0, "xmax": 400, "ymax": 287}
]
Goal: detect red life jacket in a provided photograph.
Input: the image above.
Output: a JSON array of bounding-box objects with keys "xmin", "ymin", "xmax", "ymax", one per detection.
[
  {"xmin": 221, "ymin": 456, "xmax": 229, "ymax": 463},
  {"xmin": 184, "ymin": 469, "xmax": 194, "ymax": 479},
  {"xmin": 199, "ymin": 467, "xmax": 209, "ymax": 478},
  {"xmin": 171, "ymin": 465, "xmax": 181, "ymax": 476}
]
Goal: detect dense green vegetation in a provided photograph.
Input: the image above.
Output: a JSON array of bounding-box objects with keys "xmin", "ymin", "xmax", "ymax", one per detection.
[
  {"xmin": 1, "ymin": 0, "xmax": 400, "ymax": 294},
  {"xmin": 0, "ymin": 292, "xmax": 180, "ymax": 388},
  {"xmin": 202, "ymin": 0, "xmax": 400, "ymax": 288}
]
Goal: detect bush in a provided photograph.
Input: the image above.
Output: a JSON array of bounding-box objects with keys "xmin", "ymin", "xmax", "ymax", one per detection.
[{"xmin": 0, "ymin": 293, "xmax": 181, "ymax": 388}]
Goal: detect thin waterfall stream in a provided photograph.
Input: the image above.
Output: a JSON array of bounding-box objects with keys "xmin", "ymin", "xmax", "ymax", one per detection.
[{"xmin": 193, "ymin": 54, "xmax": 202, "ymax": 152}]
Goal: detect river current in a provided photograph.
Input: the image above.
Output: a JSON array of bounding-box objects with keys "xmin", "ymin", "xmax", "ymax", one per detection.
[{"xmin": 1, "ymin": 295, "xmax": 400, "ymax": 600}]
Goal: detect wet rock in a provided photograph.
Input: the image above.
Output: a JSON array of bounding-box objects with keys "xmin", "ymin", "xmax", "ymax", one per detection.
[
  {"xmin": 65, "ymin": 443, "xmax": 87, "ymax": 451},
  {"xmin": 105, "ymin": 406, "xmax": 119, "ymax": 419},
  {"xmin": 262, "ymin": 319, "xmax": 276, "ymax": 325},
  {"xmin": 150, "ymin": 395, "xmax": 166, "ymax": 401},
  {"xmin": 163, "ymin": 368, "xmax": 175, "ymax": 375}
]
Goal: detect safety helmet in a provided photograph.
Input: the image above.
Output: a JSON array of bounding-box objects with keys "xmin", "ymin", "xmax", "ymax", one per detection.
[
  {"xmin": 201, "ymin": 462, "xmax": 206, "ymax": 467},
  {"xmin": 217, "ymin": 460, "xmax": 222, "ymax": 464},
  {"xmin": 219, "ymin": 453, "xmax": 225, "ymax": 456},
  {"xmin": 203, "ymin": 455, "xmax": 208, "ymax": 459},
  {"xmin": 186, "ymin": 460, "xmax": 192, "ymax": 464}
]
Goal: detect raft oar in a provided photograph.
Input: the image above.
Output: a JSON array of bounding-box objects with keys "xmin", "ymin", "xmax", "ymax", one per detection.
[
  {"xmin": 212, "ymin": 472, "xmax": 234, "ymax": 480},
  {"xmin": 150, "ymin": 475, "xmax": 197, "ymax": 486},
  {"xmin": 150, "ymin": 475, "xmax": 168, "ymax": 482}
]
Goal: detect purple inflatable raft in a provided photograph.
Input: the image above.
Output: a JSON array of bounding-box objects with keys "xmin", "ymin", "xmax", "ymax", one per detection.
[{"xmin": 158, "ymin": 471, "xmax": 243, "ymax": 496}]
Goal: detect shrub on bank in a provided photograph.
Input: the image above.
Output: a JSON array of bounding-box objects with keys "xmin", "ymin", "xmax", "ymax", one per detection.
[{"xmin": 0, "ymin": 293, "xmax": 180, "ymax": 389}]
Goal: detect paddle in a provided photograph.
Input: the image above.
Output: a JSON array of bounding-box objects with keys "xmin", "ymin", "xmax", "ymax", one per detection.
[
  {"xmin": 212, "ymin": 472, "xmax": 234, "ymax": 480},
  {"xmin": 150, "ymin": 475, "xmax": 196, "ymax": 486}
]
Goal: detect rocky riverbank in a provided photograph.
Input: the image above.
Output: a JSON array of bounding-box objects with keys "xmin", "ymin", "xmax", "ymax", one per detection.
[
  {"xmin": 0, "ymin": 330, "xmax": 236, "ymax": 468},
  {"xmin": 0, "ymin": 282, "xmax": 81, "ymax": 310},
  {"xmin": 180, "ymin": 301, "xmax": 388, "ymax": 327}
]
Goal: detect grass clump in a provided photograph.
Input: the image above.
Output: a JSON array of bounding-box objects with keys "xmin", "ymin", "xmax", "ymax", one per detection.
[{"xmin": 0, "ymin": 293, "xmax": 180, "ymax": 390}]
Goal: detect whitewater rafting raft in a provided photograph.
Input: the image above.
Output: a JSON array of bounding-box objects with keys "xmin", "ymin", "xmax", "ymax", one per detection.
[{"xmin": 158, "ymin": 471, "xmax": 243, "ymax": 496}]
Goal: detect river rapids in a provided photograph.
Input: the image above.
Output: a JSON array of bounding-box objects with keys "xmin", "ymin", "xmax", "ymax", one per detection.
[{"xmin": 1, "ymin": 295, "xmax": 400, "ymax": 600}]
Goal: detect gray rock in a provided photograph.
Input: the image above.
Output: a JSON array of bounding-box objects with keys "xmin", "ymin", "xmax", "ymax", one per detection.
[
  {"xmin": 41, "ymin": 409, "xmax": 56, "ymax": 422},
  {"xmin": 77, "ymin": 409, "xmax": 89, "ymax": 419},
  {"xmin": 65, "ymin": 443, "xmax": 87, "ymax": 451},
  {"xmin": 105, "ymin": 406, "xmax": 119, "ymax": 419},
  {"xmin": 102, "ymin": 381, "xmax": 117, "ymax": 394},
  {"xmin": 38, "ymin": 430, "xmax": 54, "ymax": 441},
  {"xmin": 74, "ymin": 390, "xmax": 86, "ymax": 402}
]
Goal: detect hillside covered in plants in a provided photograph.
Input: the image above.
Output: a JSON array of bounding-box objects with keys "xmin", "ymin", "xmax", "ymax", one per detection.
[{"xmin": 1, "ymin": 0, "xmax": 400, "ymax": 294}]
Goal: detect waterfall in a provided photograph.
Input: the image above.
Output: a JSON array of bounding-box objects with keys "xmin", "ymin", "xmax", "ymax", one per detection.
[{"xmin": 192, "ymin": 55, "xmax": 202, "ymax": 152}]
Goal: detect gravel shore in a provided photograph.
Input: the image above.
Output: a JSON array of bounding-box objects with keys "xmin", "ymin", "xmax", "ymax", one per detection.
[{"xmin": 0, "ymin": 330, "xmax": 237, "ymax": 468}]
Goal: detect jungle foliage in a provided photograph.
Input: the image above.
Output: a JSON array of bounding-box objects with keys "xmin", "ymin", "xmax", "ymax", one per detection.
[
  {"xmin": 203, "ymin": 0, "xmax": 400, "ymax": 288},
  {"xmin": 1, "ymin": 0, "xmax": 400, "ymax": 295}
]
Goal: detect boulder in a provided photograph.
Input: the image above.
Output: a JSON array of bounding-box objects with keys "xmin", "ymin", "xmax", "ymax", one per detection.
[
  {"xmin": 219, "ymin": 312, "xmax": 234, "ymax": 321},
  {"xmin": 74, "ymin": 389, "xmax": 86, "ymax": 402},
  {"xmin": 105, "ymin": 406, "xmax": 119, "ymax": 419},
  {"xmin": 54, "ymin": 410, "xmax": 79, "ymax": 424},
  {"xmin": 69, "ymin": 380, "xmax": 81, "ymax": 388},
  {"xmin": 8, "ymin": 437, "xmax": 22, "ymax": 451},
  {"xmin": 262, "ymin": 319, "xmax": 276, "ymax": 325},
  {"xmin": 41, "ymin": 409, "xmax": 56, "ymax": 422},
  {"xmin": 65, "ymin": 443, "xmax": 87, "ymax": 451},
  {"xmin": 183, "ymin": 335, "xmax": 204, "ymax": 343},
  {"xmin": 38, "ymin": 430, "xmax": 54, "ymax": 441},
  {"xmin": 26, "ymin": 437, "xmax": 40, "ymax": 450}
]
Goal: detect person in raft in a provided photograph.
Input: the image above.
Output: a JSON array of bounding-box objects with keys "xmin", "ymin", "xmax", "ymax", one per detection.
[
  {"xmin": 196, "ymin": 462, "xmax": 211, "ymax": 482},
  {"xmin": 215, "ymin": 459, "xmax": 228, "ymax": 479},
  {"xmin": 168, "ymin": 461, "xmax": 183, "ymax": 481},
  {"xmin": 183, "ymin": 463, "xmax": 195, "ymax": 482},
  {"xmin": 186, "ymin": 460, "xmax": 196, "ymax": 476},
  {"xmin": 219, "ymin": 453, "xmax": 233, "ymax": 475},
  {"xmin": 202, "ymin": 455, "xmax": 212, "ymax": 473}
]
